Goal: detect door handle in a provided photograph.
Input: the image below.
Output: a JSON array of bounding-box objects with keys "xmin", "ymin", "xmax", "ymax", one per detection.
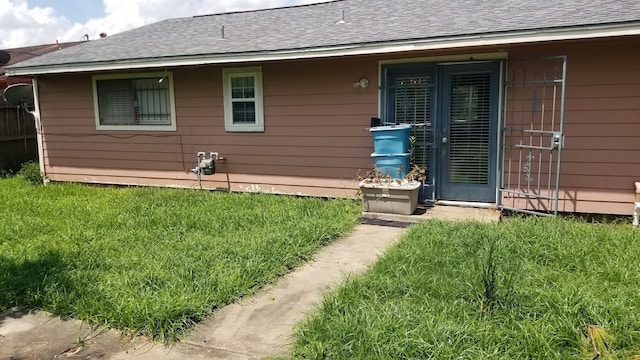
[{"xmin": 442, "ymin": 137, "xmax": 448, "ymax": 144}]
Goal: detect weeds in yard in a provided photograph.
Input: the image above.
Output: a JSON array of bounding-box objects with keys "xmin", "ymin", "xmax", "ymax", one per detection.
[
  {"xmin": 0, "ymin": 178, "xmax": 360, "ymax": 341},
  {"xmin": 583, "ymin": 325, "xmax": 615, "ymax": 360},
  {"xmin": 17, "ymin": 160, "xmax": 42, "ymax": 185},
  {"xmin": 480, "ymin": 238, "xmax": 499, "ymax": 311},
  {"xmin": 293, "ymin": 217, "xmax": 640, "ymax": 359}
]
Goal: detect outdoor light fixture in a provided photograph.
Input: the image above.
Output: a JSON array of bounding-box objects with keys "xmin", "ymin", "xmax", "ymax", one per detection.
[
  {"xmin": 353, "ymin": 77, "xmax": 370, "ymax": 88},
  {"xmin": 158, "ymin": 69, "xmax": 169, "ymax": 83}
]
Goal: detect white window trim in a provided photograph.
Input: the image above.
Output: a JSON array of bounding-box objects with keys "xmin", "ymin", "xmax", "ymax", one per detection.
[
  {"xmin": 223, "ymin": 66, "xmax": 264, "ymax": 132},
  {"xmin": 92, "ymin": 72, "xmax": 177, "ymax": 131}
]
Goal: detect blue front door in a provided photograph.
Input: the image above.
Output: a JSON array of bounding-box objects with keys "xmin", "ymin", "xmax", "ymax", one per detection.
[{"xmin": 383, "ymin": 61, "xmax": 500, "ymax": 203}]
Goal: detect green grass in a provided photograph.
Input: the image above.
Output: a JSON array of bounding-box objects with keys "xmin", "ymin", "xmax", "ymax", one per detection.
[
  {"xmin": 293, "ymin": 217, "xmax": 640, "ymax": 359},
  {"xmin": 0, "ymin": 177, "xmax": 360, "ymax": 342}
]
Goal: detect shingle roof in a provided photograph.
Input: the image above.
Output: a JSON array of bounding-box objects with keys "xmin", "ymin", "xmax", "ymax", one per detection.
[
  {"xmin": 0, "ymin": 42, "xmax": 81, "ymax": 76},
  {"xmin": 8, "ymin": 0, "xmax": 640, "ymax": 72}
]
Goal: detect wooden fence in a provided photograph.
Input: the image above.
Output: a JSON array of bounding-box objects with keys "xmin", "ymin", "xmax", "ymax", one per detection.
[{"xmin": 0, "ymin": 105, "xmax": 37, "ymax": 173}]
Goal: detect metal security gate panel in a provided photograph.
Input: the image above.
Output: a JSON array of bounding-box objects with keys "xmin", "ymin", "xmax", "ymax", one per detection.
[{"xmin": 500, "ymin": 56, "xmax": 567, "ymax": 215}]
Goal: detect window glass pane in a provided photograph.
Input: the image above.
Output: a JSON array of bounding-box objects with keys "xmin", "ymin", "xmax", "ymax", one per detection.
[
  {"xmin": 232, "ymin": 101, "xmax": 256, "ymax": 123},
  {"xmin": 232, "ymin": 88, "xmax": 244, "ymax": 98},
  {"xmin": 448, "ymin": 73, "xmax": 491, "ymax": 185},
  {"xmin": 231, "ymin": 76, "xmax": 255, "ymax": 99},
  {"xmin": 231, "ymin": 77, "xmax": 243, "ymax": 88},
  {"xmin": 133, "ymin": 79, "xmax": 171, "ymax": 125},
  {"xmin": 96, "ymin": 77, "xmax": 171, "ymax": 126},
  {"xmin": 232, "ymin": 76, "xmax": 254, "ymax": 89},
  {"xmin": 97, "ymin": 79, "xmax": 134, "ymax": 125},
  {"xmin": 394, "ymin": 75, "xmax": 432, "ymax": 178}
]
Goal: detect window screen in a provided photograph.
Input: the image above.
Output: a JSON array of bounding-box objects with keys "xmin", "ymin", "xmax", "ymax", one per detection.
[{"xmin": 96, "ymin": 77, "xmax": 171, "ymax": 126}]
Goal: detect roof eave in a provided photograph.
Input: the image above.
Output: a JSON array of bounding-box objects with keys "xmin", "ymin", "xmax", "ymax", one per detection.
[{"xmin": 8, "ymin": 22, "xmax": 640, "ymax": 76}]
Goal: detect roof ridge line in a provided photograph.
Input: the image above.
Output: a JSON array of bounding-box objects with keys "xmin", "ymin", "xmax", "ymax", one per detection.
[{"xmin": 192, "ymin": 0, "xmax": 345, "ymax": 18}]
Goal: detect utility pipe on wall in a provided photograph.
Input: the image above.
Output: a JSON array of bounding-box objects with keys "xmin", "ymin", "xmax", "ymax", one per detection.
[
  {"xmin": 634, "ymin": 182, "xmax": 640, "ymax": 227},
  {"xmin": 32, "ymin": 78, "xmax": 46, "ymax": 182}
]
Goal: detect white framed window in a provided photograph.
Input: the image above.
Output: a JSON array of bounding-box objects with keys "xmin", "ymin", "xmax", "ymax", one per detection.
[
  {"xmin": 223, "ymin": 67, "xmax": 264, "ymax": 132},
  {"xmin": 92, "ymin": 72, "xmax": 177, "ymax": 131}
]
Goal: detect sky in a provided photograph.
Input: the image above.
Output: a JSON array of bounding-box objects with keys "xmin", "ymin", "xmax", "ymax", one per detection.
[{"xmin": 0, "ymin": 0, "xmax": 332, "ymax": 49}]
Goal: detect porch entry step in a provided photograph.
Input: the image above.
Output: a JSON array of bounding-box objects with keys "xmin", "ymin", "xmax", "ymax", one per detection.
[{"xmin": 361, "ymin": 204, "xmax": 502, "ymax": 224}]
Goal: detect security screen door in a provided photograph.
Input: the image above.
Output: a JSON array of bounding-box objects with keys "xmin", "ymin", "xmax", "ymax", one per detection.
[
  {"xmin": 383, "ymin": 62, "xmax": 500, "ymax": 203},
  {"xmin": 499, "ymin": 56, "xmax": 567, "ymax": 215}
]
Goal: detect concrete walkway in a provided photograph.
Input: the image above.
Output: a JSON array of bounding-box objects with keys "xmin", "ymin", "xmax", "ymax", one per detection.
[{"xmin": 0, "ymin": 224, "xmax": 406, "ymax": 360}]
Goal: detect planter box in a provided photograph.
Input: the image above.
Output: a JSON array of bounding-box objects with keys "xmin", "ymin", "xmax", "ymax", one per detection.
[{"xmin": 360, "ymin": 180, "xmax": 421, "ymax": 215}]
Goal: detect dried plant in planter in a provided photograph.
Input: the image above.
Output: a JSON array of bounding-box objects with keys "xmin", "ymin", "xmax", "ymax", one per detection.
[
  {"xmin": 357, "ymin": 164, "xmax": 425, "ymax": 186},
  {"xmin": 405, "ymin": 164, "xmax": 426, "ymax": 182},
  {"xmin": 358, "ymin": 166, "xmax": 398, "ymax": 185}
]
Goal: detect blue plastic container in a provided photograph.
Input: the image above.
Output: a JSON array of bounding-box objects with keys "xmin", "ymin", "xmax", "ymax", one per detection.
[
  {"xmin": 371, "ymin": 153, "xmax": 411, "ymax": 179},
  {"xmin": 370, "ymin": 124, "xmax": 411, "ymax": 154}
]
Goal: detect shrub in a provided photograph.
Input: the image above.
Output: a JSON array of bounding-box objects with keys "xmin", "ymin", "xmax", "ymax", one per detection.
[
  {"xmin": 0, "ymin": 168, "xmax": 14, "ymax": 178},
  {"xmin": 18, "ymin": 161, "xmax": 42, "ymax": 185}
]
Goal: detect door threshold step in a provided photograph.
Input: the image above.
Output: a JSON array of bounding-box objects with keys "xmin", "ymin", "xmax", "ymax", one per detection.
[{"xmin": 361, "ymin": 204, "xmax": 501, "ymax": 224}]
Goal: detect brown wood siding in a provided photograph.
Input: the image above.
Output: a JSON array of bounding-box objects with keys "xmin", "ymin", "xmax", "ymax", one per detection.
[
  {"xmin": 37, "ymin": 37, "xmax": 639, "ymax": 215},
  {"xmin": 38, "ymin": 57, "xmax": 377, "ymax": 197}
]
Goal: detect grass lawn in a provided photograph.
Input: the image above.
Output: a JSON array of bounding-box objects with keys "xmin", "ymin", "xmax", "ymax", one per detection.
[
  {"xmin": 293, "ymin": 217, "xmax": 640, "ymax": 359},
  {"xmin": 0, "ymin": 177, "xmax": 360, "ymax": 341}
]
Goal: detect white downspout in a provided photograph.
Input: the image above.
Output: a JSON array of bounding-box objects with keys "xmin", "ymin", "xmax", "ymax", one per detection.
[
  {"xmin": 633, "ymin": 182, "xmax": 640, "ymax": 227},
  {"xmin": 31, "ymin": 77, "xmax": 47, "ymax": 182}
]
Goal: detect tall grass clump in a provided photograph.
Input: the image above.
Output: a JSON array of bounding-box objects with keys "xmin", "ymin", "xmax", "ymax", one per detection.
[
  {"xmin": 293, "ymin": 217, "xmax": 640, "ymax": 359},
  {"xmin": 479, "ymin": 237, "xmax": 499, "ymax": 311},
  {"xmin": 17, "ymin": 160, "xmax": 42, "ymax": 185},
  {"xmin": 0, "ymin": 178, "xmax": 360, "ymax": 342}
]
